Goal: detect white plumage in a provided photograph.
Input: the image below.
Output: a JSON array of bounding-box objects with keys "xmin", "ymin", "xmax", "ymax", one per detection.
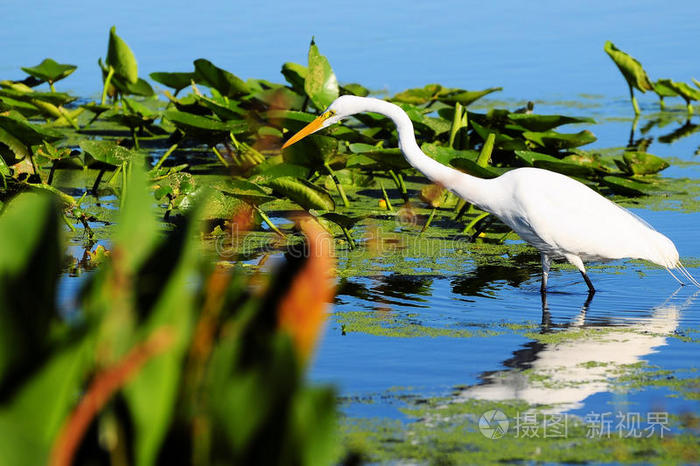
[{"xmin": 283, "ymin": 95, "xmax": 699, "ymax": 293}]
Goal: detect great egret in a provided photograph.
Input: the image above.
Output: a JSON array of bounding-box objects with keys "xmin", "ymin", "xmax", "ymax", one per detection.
[{"xmin": 282, "ymin": 95, "xmax": 699, "ymax": 293}]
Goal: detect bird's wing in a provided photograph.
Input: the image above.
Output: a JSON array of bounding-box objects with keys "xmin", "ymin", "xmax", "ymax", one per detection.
[{"xmin": 507, "ymin": 170, "xmax": 660, "ymax": 262}]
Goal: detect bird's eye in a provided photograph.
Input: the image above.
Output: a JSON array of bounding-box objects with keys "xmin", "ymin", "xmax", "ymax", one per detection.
[{"xmin": 324, "ymin": 110, "xmax": 336, "ymax": 119}]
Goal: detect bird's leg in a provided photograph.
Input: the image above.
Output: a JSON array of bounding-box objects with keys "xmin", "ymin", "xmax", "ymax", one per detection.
[
  {"xmin": 540, "ymin": 291, "xmax": 551, "ymax": 330},
  {"xmin": 540, "ymin": 253, "xmax": 551, "ymax": 294},
  {"xmin": 565, "ymin": 254, "xmax": 596, "ymax": 294},
  {"xmin": 580, "ymin": 271, "xmax": 596, "ymax": 294}
]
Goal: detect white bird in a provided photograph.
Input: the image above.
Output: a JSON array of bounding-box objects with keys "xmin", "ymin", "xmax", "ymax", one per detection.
[{"xmin": 282, "ymin": 95, "xmax": 699, "ymax": 293}]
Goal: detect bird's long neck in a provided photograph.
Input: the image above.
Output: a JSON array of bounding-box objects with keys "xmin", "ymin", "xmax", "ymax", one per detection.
[{"xmin": 362, "ymin": 98, "xmax": 496, "ymax": 211}]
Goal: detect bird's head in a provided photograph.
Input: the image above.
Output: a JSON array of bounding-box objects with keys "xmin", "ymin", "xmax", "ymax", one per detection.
[{"xmin": 282, "ymin": 95, "xmax": 361, "ymax": 149}]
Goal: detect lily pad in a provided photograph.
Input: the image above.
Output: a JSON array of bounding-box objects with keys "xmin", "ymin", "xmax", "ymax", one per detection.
[
  {"xmin": 514, "ymin": 150, "xmax": 595, "ymax": 177},
  {"xmin": 621, "ymin": 151, "xmax": 669, "ymax": 175},
  {"xmin": 282, "ymin": 134, "xmax": 337, "ymax": 166},
  {"xmin": 320, "ymin": 212, "xmax": 366, "ymax": 229},
  {"xmin": 440, "ymin": 87, "xmax": 503, "ymax": 106},
  {"xmin": 653, "ymin": 79, "xmax": 679, "ymax": 98},
  {"xmin": 304, "ymin": 38, "xmax": 339, "ymax": 110},
  {"xmin": 266, "ymin": 176, "xmax": 335, "ymax": 211},
  {"xmin": 0, "ymin": 114, "xmax": 63, "ymax": 145},
  {"xmin": 657, "ymin": 79, "xmax": 700, "ymax": 102},
  {"xmin": 341, "ymin": 83, "xmax": 370, "ymax": 97},
  {"xmin": 449, "ymin": 158, "xmax": 502, "ymax": 179},
  {"xmin": 523, "ymin": 129, "xmax": 597, "ymax": 150},
  {"xmin": 603, "ymin": 41, "xmax": 653, "ymax": 93},
  {"xmin": 21, "ymin": 59, "xmax": 76, "ymax": 84},
  {"xmin": 470, "ymin": 120, "xmax": 527, "ymax": 151},
  {"xmin": 348, "ymin": 144, "xmax": 408, "ymax": 170},
  {"xmin": 194, "ymin": 59, "xmax": 249, "ymax": 98},
  {"xmin": 392, "ymin": 84, "xmax": 444, "ymax": 105},
  {"xmin": 164, "ymin": 110, "xmax": 247, "ymax": 135},
  {"xmin": 508, "ymin": 113, "xmax": 595, "ymax": 132},
  {"xmin": 0, "ymin": 88, "xmax": 77, "ymax": 106},
  {"xmin": 111, "ymin": 76, "xmax": 155, "ymax": 97},
  {"xmin": 218, "ymin": 178, "xmax": 275, "ymax": 206},
  {"xmin": 266, "ymin": 109, "xmax": 316, "ymax": 126},
  {"xmin": 602, "ymin": 175, "xmax": 648, "ymax": 196},
  {"xmin": 149, "ymin": 72, "xmax": 196, "ymax": 93},
  {"xmin": 106, "ymin": 26, "xmax": 138, "ymax": 84},
  {"xmin": 0, "ymin": 127, "xmax": 29, "ymax": 160},
  {"xmin": 249, "ymin": 163, "xmax": 310, "ymax": 183},
  {"xmin": 281, "ymin": 62, "xmax": 308, "ymax": 94},
  {"xmin": 79, "ymin": 140, "xmax": 137, "ymax": 166},
  {"xmin": 420, "ymin": 142, "xmax": 479, "ymax": 166}
]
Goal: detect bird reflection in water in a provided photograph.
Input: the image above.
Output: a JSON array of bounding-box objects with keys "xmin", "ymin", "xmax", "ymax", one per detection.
[{"xmin": 459, "ymin": 290, "xmax": 698, "ymax": 413}]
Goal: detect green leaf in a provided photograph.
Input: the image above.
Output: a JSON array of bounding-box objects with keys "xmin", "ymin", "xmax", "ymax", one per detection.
[
  {"xmin": 106, "ymin": 26, "xmax": 138, "ymax": 84},
  {"xmin": 341, "ymin": 83, "xmax": 370, "ymax": 97},
  {"xmin": 508, "ymin": 113, "xmax": 595, "ymax": 132},
  {"xmin": 602, "ymin": 175, "xmax": 648, "ymax": 196},
  {"xmin": 421, "ymin": 142, "xmax": 479, "ymax": 166},
  {"xmin": 348, "ymin": 143, "xmax": 408, "ymax": 169},
  {"xmin": 470, "ymin": 120, "xmax": 527, "ymax": 151},
  {"xmin": 653, "ymin": 79, "xmax": 679, "ymax": 98},
  {"xmin": 0, "ymin": 192, "xmax": 62, "ymax": 388},
  {"xmin": 149, "ymin": 71, "xmax": 196, "ymax": 93},
  {"xmin": 218, "ymin": 178, "xmax": 275, "ymax": 206},
  {"xmin": 249, "ymin": 163, "xmax": 310, "ymax": 183},
  {"xmin": 304, "ymin": 38, "xmax": 339, "ymax": 110},
  {"xmin": 27, "ymin": 183, "xmax": 76, "ymax": 207},
  {"xmin": 81, "ymin": 102, "xmax": 112, "ymax": 115},
  {"xmin": 122, "ymin": 97, "xmax": 157, "ymax": 118},
  {"xmin": 398, "ymin": 103, "xmax": 451, "ymax": 136},
  {"xmin": 657, "ymin": 79, "xmax": 700, "ymax": 102},
  {"xmin": 439, "ymin": 87, "xmax": 503, "ymax": 106},
  {"xmin": 522, "ymin": 129, "xmax": 597, "ymax": 150},
  {"xmin": 33, "ymin": 141, "xmax": 72, "ymax": 161},
  {"xmin": 0, "ymin": 338, "xmax": 92, "ymax": 465},
  {"xmin": 266, "ymin": 176, "xmax": 335, "ymax": 210},
  {"xmin": 0, "ymin": 153, "xmax": 11, "ymax": 176},
  {"xmin": 79, "ymin": 140, "xmax": 137, "ymax": 166},
  {"xmin": 193, "ymin": 93, "xmax": 246, "ymax": 121},
  {"xmin": 111, "ymin": 76, "xmax": 155, "ymax": 97},
  {"xmin": 515, "ymin": 150, "xmax": 595, "ymax": 177},
  {"xmin": 282, "ymin": 134, "xmax": 337, "ymax": 166},
  {"xmin": 281, "ymin": 62, "xmax": 308, "ymax": 94},
  {"xmin": 164, "ymin": 110, "xmax": 248, "ymax": 135},
  {"xmin": 449, "ymin": 158, "xmax": 502, "ymax": 179},
  {"xmin": 0, "ymin": 114, "xmax": 63, "ymax": 145},
  {"xmin": 265, "ymin": 109, "xmax": 316, "ymax": 127},
  {"xmin": 391, "ymin": 84, "xmax": 444, "ymax": 105},
  {"xmin": 21, "ymin": 58, "xmax": 76, "ymax": 83},
  {"xmin": 560, "ymin": 151, "xmax": 611, "ymax": 174},
  {"xmin": 0, "ymin": 88, "xmax": 77, "ymax": 107},
  {"xmin": 194, "ymin": 59, "xmax": 249, "ymax": 97},
  {"xmin": 603, "ymin": 41, "xmax": 653, "ymax": 92},
  {"xmin": 291, "ymin": 387, "xmax": 338, "ymax": 466},
  {"xmin": 124, "ymin": 200, "xmax": 201, "ymax": 466},
  {"xmin": 0, "ymin": 127, "xmax": 30, "ymax": 159},
  {"xmin": 622, "ymin": 151, "xmax": 669, "ymax": 175},
  {"xmin": 320, "ymin": 212, "xmax": 366, "ymax": 229},
  {"xmin": 114, "ymin": 163, "xmax": 160, "ymax": 272}
]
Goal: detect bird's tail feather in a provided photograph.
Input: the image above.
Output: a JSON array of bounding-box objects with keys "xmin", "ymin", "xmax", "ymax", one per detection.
[
  {"xmin": 678, "ymin": 262, "xmax": 700, "ymax": 287},
  {"xmin": 667, "ymin": 261, "xmax": 700, "ymax": 288}
]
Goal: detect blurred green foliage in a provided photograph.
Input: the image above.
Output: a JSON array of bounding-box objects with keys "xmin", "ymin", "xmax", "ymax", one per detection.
[{"xmin": 0, "ymin": 166, "xmax": 338, "ymax": 465}]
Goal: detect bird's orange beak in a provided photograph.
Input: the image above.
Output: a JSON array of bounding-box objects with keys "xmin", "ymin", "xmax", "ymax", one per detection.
[{"xmin": 282, "ymin": 113, "xmax": 330, "ymax": 149}]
